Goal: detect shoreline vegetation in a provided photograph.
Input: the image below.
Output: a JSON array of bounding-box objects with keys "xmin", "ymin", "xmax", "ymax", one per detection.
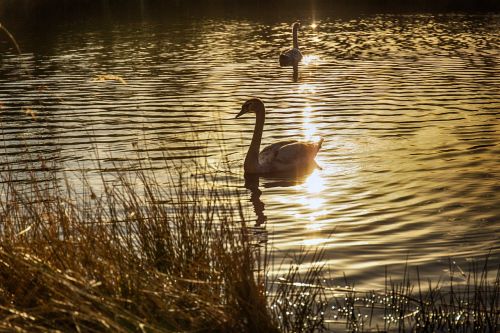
[
  {"xmin": 0, "ymin": 155, "xmax": 498, "ymax": 332},
  {"xmin": 0, "ymin": 155, "xmax": 324, "ymax": 332}
]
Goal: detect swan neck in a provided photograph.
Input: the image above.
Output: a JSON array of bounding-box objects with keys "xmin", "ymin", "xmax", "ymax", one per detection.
[
  {"xmin": 293, "ymin": 25, "xmax": 299, "ymax": 49},
  {"xmin": 245, "ymin": 109, "xmax": 265, "ymax": 173}
]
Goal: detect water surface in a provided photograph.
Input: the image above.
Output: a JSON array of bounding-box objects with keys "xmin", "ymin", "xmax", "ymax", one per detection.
[{"xmin": 1, "ymin": 13, "xmax": 499, "ymax": 288}]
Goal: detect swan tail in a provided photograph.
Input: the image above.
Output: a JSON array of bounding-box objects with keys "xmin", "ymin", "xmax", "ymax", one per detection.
[{"xmin": 317, "ymin": 138, "xmax": 324, "ymax": 151}]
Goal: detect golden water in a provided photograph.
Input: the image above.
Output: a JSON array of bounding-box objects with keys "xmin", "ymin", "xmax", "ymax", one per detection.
[{"xmin": 1, "ymin": 14, "xmax": 499, "ymax": 288}]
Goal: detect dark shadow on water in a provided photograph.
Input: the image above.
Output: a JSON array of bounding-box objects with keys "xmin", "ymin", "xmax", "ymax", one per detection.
[
  {"xmin": 244, "ymin": 171, "xmax": 312, "ymax": 226},
  {"xmin": 2, "ymin": 0, "xmax": 498, "ymax": 39},
  {"xmin": 292, "ymin": 65, "xmax": 299, "ymax": 83},
  {"xmin": 244, "ymin": 174, "xmax": 267, "ymax": 226},
  {"xmin": 280, "ymin": 63, "xmax": 299, "ymax": 83}
]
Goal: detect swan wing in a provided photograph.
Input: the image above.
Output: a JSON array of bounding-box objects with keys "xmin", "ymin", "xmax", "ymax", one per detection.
[
  {"xmin": 259, "ymin": 140, "xmax": 298, "ymax": 166},
  {"xmin": 259, "ymin": 139, "xmax": 323, "ymax": 173},
  {"xmin": 275, "ymin": 141, "xmax": 321, "ymax": 163},
  {"xmin": 290, "ymin": 48, "xmax": 303, "ymax": 62},
  {"xmin": 279, "ymin": 48, "xmax": 303, "ymax": 66},
  {"xmin": 281, "ymin": 48, "xmax": 302, "ymax": 57}
]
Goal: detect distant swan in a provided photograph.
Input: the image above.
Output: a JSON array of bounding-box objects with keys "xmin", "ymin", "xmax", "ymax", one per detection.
[
  {"xmin": 279, "ymin": 22, "xmax": 303, "ymax": 67},
  {"xmin": 236, "ymin": 98, "xmax": 323, "ymax": 175}
]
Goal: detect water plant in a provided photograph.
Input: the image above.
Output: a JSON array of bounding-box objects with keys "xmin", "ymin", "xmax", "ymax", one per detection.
[
  {"xmin": 2, "ymin": 155, "xmax": 496, "ymax": 332},
  {"xmin": 0, "ymin": 154, "xmax": 329, "ymax": 332},
  {"xmin": 329, "ymin": 259, "xmax": 499, "ymax": 332},
  {"xmin": 0, "ymin": 21, "xmax": 21, "ymax": 54}
]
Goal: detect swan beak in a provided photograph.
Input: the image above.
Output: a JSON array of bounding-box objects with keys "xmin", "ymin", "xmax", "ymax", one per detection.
[{"xmin": 235, "ymin": 108, "xmax": 246, "ymax": 119}]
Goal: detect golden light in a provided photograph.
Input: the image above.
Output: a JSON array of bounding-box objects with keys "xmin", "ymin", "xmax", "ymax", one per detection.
[
  {"xmin": 302, "ymin": 197, "xmax": 324, "ymax": 210},
  {"xmin": 300, "ymin": 238, "xmax": 329, "ymax": 246},
  {"xmin": 311, "ymin": 23, "xmax": 318, "ymax": 29},
  {"xmin": 306, "ymin": 210, "xmax": 329, "ymax": 230},
  {"xmin": 298, "ymin": 83, "xmax": 316, "ymax": 94},
  {"xmin": 304, "ymin": 170, "xmax": 325, "ymax": 193},
  {"xmin": 302, "ymin": 105, "xmax": 320, "ymax": 141},
  {"xmin": 307, "ymin": 222, "xmax": 323, "ymax": 231},
  {"xmin": 301, "ymin": 54, "xmax": 320, "ymax": 66}
]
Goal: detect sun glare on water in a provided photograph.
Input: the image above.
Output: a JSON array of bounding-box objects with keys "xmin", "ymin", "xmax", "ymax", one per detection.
[
  {"xmin": 298, "ymin": 83, "xmax": 316, "ymax": 94},
  {"xmin": 301, "ymin": 238, "xmax": 329, "ymax": 246},
  {"xmin": 304, "ymin": 170, "xmax": 325, "ymax": 193},
  {"xmin": 302, "ymin": 106, "xmax": 321, "ymax": 141},
  {"xmin": 301, "ymin": 54, "xmax": 320, "ymax": 66}
]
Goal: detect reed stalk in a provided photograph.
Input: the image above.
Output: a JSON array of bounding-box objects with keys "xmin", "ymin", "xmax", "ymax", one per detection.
[{"xmin": 0, "ymin": 154, "xmax": 328, "ymax": 332}]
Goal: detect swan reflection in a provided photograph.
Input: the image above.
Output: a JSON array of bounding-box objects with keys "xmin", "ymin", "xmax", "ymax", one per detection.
[
  {"xmin": 244, "ymin": 174, "xmax": 267, "ymax": 226},
  {"xmin": 244, "ymin": 169, "xmax": 325, "ymax": 227},
  {"xmin": 244, "ymin": 173, "xmax": 307, "ymax": 226},
  {"xmin": 293, "ymin": 65, "xmax": 299, "ymax": 82}
]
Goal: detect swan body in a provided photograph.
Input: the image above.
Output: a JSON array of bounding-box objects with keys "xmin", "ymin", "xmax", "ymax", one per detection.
[
  {"xmin": 236, "ymin": 98, "xmax": 323, "ymax": 175},
  {"xmin": 279, "ymin": 22, "xmax": 303, "ymax": 67}
]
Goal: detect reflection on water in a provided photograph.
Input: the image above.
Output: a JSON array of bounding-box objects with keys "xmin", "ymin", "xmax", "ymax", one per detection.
[
  {"xmin": 1, "ymin": 13, "xmax": 499, "ymax": 288},
  {"xmin": 245, "ymin": 170, "xmax": 324, "ymax": 226},
  {"xmin": 244, "ymin": 174, "xmax": 267, "ymax": 226}
]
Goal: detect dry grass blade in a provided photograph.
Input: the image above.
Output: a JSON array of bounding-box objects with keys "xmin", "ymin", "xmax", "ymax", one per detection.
[
  {"xmin": 330, "ymin": 259, "xmax": 499, "ymax": 332},
  {"xmin": 0, "ymin": 157, "xmax": 281, "ymax": 332},
  {"xmin": 0, "ymin": 22, "xmax": 21, "ymax": 54}
]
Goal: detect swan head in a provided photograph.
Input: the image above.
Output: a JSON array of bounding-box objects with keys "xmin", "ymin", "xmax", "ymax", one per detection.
[
  {"xmin": 292, "ymin": 21, "xmax": 301, "ymax": 30},
  {"xmin": 236, "ymin": 98, "xmax": 264, "ymax": 118}
]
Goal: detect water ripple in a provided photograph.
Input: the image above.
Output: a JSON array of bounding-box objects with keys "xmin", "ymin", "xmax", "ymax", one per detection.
[{"xmin": 1, "ymin": 13, "xmax": 499, "ymax": 288}]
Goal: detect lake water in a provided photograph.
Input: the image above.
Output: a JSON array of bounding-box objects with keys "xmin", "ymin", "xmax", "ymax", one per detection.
[{"xmin": 1, "ymin": 9, "xmax": 499, "ymax": 289}]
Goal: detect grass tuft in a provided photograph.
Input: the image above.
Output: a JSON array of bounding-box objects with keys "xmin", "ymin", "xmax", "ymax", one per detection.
[
  {"xmin": 330, "ymin": 259, "xmax": 499, "ymax": 332},
  {"xmin": 0, "ymin": 155, "xmax": 329, "ymax": 332}
]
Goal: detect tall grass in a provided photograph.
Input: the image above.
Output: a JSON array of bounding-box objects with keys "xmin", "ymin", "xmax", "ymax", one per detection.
[
  {"xmin": 0, "ymin": 154, "xmax": 498, "ymax": 332},
  {"xmin": 329, "ymin": 259, "xmax": 499, "ymax": 332},
  {"xmin": 0, "ymin": 22, "xmax": 21, "ymax": 54},
  {"xmin": 0, "ymin": 154, "xmax": 329, "ymax": 332},
  {"xmin": 1, "ymin": 20, "xmax": 328, "ymax": 330}
]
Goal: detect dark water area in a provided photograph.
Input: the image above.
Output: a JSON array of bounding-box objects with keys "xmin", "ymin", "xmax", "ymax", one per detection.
[
  {"xmin": 2, "ymin": 0, "xmax": 500, "ymax": 25},
  {"xmin": 0, "ymin": 2, "xmax": 499, "ymax": 289}
]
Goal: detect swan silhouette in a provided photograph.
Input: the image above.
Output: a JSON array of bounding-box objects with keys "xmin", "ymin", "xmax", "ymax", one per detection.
[
  {"xmin": 236, "ymin": 98, "xmax": 323, "ymax": 175},
  {"xmin": 279, "ymin": 22, "xmax": 303, "ymax": 67}
]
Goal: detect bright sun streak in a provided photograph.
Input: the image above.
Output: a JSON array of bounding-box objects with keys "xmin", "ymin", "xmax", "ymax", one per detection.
[
  {"xmin": 301, "ymin": 54, "xmax": 320, "ymax": 66},
  {"xmin": 302, "ymin": 106, "xmax": 320, "ymax": 141},
  {"xmin": 305, "ymin": 170, "xmax": 325, "ymax": 194},
  {"xmin": 298, "ymin": 83, "xmax": 316, "ymax": 94}
]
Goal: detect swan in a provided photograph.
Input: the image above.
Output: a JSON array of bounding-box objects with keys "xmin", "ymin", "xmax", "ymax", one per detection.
[
  {"xmin": 279, "ymin": 22, "xmax": 303, "ymax": 67},
  {"xmin": 236, "ymin": 98, "xmax": 323, "ymax": 175}
]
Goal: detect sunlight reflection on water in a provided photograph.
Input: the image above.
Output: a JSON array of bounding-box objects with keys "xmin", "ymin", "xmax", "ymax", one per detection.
[
  {"xmin": 302, "ymin": 105, "xmax": 321, "ymax": 141},
  {"xmin": 301, "ymin": 54, "xmax": 320, "ymax": 66},
  {"xmin": 304, "ymin": 170, "xmax": 325, "ymax": 194},
  {"xmin": 0, "ymin": 13, "xmax": 499, "ymax": 288}
]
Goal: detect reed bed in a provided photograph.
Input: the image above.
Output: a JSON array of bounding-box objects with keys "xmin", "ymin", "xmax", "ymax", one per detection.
[
  {"xmin": 0, "ymin": 154, "xmax": 330, "ymax": 332},
  {"xmin": 329, "ymin": 259, "xmax": 499, "ymax": 332},
  {"xmin": 2, "ymin": 156, "xmax": 496, "ymax": 333}
]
